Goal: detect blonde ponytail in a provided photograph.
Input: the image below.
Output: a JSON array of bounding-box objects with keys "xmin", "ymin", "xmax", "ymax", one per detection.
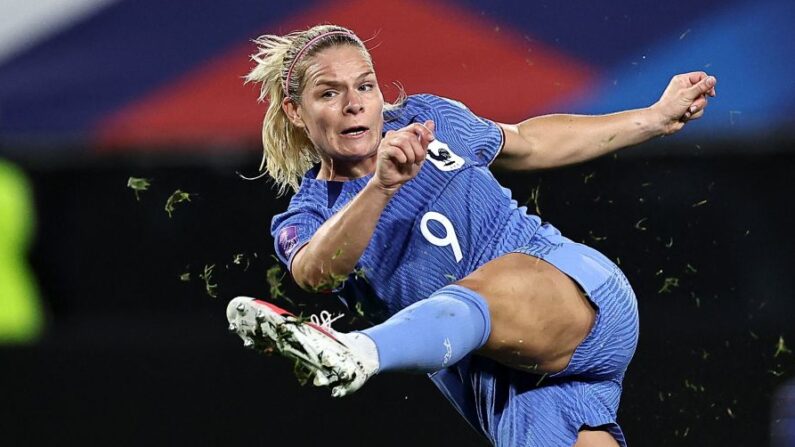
[{"xmin": 245, "ymin": 26, "xmax": 368, "ymax": 195}]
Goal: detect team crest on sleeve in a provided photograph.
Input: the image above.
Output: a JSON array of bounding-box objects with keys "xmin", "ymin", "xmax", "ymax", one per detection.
[
  {"xmin": 426, "ymin": 140, "xmax": 464, "ymax": 171},
  {"xmin": 278, "ymin": 225, "xmax": 299, "ymax": 260}
]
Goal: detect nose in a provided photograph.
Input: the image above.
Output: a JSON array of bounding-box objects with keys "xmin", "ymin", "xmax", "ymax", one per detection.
[{"xmin": 343, "ymin": 90, "xmax": 364, "ymax": 115}]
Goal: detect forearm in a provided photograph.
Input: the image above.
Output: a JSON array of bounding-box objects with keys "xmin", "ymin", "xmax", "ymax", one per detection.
[
  {"xmin": 292, "ymin": 179, "xmax": 395, "ymax": 290},
  {"xmin": 500, "ymin": 108, "xmax": 665, "ymax": 170}
]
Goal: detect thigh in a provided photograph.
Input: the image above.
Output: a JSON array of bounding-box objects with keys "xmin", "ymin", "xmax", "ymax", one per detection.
[
  {"xmin": 455, "ymin": 252, "xmax": 596, "ymax": 374},
  {"xmin": 532, "ymin": 242, "xmax": 639, "ymax": 380},
  {"xmin": 574, "ymin": 427, "xmax": 621, "ymax": 447},
  {"xmin": 441, "ymin": 358, "xmax": 629, "ymax": 447}
]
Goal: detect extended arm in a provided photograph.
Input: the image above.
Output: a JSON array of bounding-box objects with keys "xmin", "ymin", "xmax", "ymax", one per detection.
[{"xmin": 491, "ymin": 72, "xmax": 717, "ymax": 171}]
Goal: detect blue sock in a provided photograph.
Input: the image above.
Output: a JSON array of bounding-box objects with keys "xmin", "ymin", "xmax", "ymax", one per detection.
[{"xmin": 359, "ymin": 285, "xmax": 491, "ymax": 373}]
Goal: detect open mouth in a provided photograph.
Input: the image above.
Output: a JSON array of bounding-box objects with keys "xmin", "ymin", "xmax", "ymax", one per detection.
[{"xmin": 340, "ymin": 126, "xmax": 369, "ymax": 137}]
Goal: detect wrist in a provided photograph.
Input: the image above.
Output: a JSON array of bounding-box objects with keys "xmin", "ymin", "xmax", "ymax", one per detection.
[
  {"xmin": 365, "ymin": 178, "xmax": 400, "ymax": 198},
  {"xmin": 642, "ymin": 105, "xmax": 669, "ymax": 137}
]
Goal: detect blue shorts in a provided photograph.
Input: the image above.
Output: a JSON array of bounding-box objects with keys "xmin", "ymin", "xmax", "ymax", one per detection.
[{"xmin": 430, "ymin": 224, "xmax": 639, "ymax": 446}]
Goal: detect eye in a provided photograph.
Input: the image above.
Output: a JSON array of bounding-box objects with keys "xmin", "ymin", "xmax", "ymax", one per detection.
[
  {"xmin": 359, "ymin": 83, "xmax": 374, "ymax": 92},
  {"xmin": 320, "ymin": 90, "xmax": 337, "ymax": 99}
]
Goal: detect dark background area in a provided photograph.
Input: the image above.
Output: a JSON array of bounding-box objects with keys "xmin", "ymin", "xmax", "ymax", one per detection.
[
  {"xmin": 3, "ymin": 1, "xmax": 795, "ymax": 445},
  {"xmin": 1, "ymin": 140, "xmax": 793, "ymax": 446}
]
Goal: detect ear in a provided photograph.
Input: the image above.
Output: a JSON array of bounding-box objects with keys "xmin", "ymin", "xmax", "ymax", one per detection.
[{"xmin": 282, "ymin": 97, "xmax": 305, "ymax": 129}]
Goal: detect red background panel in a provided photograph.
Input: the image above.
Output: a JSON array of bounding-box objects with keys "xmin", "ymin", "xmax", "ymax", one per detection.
[{"xmin": 94, "ymin": 0, "xmax": 594, "ymax": 150}]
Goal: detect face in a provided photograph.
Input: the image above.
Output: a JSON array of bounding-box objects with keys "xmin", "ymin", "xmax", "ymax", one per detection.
[{"xmin": 283, "ymin": 45, "xmax": 384, "ymax": 164}]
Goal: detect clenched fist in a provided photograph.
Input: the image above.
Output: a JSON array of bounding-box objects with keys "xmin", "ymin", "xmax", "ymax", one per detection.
[
  {"xmin": 651, "ymin": 71, "xmax": 717, "ymax": 135},
  {"xmin": 373, "ymin": 120, "xmax": 435, "ymax": 191}
]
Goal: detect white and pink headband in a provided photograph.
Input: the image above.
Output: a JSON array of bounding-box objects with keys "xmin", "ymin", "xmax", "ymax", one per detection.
[{"xmin": 283, "ymin": 30, "xmax": 357, "ymax": 96}]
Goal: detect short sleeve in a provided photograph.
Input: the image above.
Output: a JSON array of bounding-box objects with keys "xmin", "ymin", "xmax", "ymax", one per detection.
[
  {"xmin": 270, "ymin": 205, "xmax": 324, "ymax": 271},
  {"xmin": 420, "ymin": 95, "xmax": 505, "ymax": 166}
]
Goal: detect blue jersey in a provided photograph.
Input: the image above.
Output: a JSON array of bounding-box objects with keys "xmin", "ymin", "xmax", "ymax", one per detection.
[
  {"xmin": 272, "ymin": 94, "xmax": 638, "ymax": 446},
  {"xmin": 273, "ymin": 94, "xmax": 539, "ymax": 319}
]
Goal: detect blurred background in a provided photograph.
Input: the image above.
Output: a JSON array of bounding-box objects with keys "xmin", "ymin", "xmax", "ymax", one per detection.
[{"xmin": 1, "ymin": 0, "xmax": 794, "ymax": 445}]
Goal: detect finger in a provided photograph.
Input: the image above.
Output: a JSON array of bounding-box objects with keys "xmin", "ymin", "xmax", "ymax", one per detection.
[
  {"xmin": 409, "ymin": 120, "xmax": 435, "ymax": 157},
  {"xmin": 420, "ymin": 120, "xmax": 436, "ymax": 151},
  {"xmin": 401, "ymin": 123, "xmax": 425, "ymax": 139},
  {"xmin": 408, "ymin": 132, "xmax": 426, "ymax": 164},
  {"xmin": 683, "ymin": 75, "xmax": 717, "ymax": 101},
  {"xmin": 400, "ymin": 131, "xmax": 426, "ymax": 165},
  {"xmin": 405, "ymin": 137, "xmax": 422, "ymax": 165},
  {"xmin": 686, "ymin": 71, "xmax": 708, "ymax": 85},
  {"xmin": 391, "ymin": 135, "xmax": 416, "ymax": 165},
  {"xmin": 384, "ymin": 145, "xmax": 408, "ymax": 165},
  {"xmin": 404, "ymin": 122, "xmax": 434, "ymax": 144},
  {"xmin": 422, "ymin": 120, "xmax": 436, "ymax": 140},
  {"xmin": 688, "ymin": 96, "xmax": 708, "ymax": 114},
  {"xmin": 689, "ymin": 109, "xmax": 705, "ymax": 120}
]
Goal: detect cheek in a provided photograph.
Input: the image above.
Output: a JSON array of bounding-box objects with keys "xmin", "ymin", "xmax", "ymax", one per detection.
[
  {"xmin": 300, "ymin": 112, "xmax": 322, "ymax": 136},
  {"xmin": 304, "ymin": 115, "xmax": 337, "ymax": 148},
  {"xmin": 309, "ymin": 111, "xmax": 335, "ymax": 137}
]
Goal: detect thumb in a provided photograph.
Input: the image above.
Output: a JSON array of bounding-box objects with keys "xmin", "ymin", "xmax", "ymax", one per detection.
[
  {"xmin": 420, "ymin": 120, "xmax": 436, "ymax": 144},
  {"xmin": 424, "ymin": 119, "xmax": 435, "ymax": 132},
  {"xmin": 684, "ymin": 76, "xmax": 717, "ymax": 101}
]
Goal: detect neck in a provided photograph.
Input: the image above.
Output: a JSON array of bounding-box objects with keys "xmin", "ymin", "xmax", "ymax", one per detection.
[{"xmin": 317, "ymin": 154, "xmax": 377, "ymax": 181}]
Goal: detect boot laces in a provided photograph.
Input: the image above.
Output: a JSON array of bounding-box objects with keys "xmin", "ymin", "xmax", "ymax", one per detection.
[{"xmin": 309, "ymin": 310, "xmax": 344, "ymax": 330}]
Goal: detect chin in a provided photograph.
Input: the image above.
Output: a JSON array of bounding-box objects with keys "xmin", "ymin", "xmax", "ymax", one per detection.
[
  {"xmin": 344, "ymin": 150, "xmax": 376, "ymax": 161},
  {"xmin": 340, "ymin": 141, "xmax": 378, "ymax": 159}
]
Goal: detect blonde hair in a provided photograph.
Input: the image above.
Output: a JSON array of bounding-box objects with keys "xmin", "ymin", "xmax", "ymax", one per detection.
[{"xmin": 245, "ymin": 25, "xmax": 403, "ymax": 195}]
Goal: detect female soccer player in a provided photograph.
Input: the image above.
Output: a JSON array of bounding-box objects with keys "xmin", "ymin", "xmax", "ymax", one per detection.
[{"xmin": 227, "ymin": 25, "xmax": 716, "ymax": 446}]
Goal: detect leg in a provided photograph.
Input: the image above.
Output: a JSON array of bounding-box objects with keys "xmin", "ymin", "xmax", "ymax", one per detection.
[
  {"xmin": 226, "ymin": 287, "xmax": 491, "ymax": 396},
  {"xmin": 574, "ymin": 426, "xmax": 621, "ymax": 447},
  {"xmin": 456, "ymin": 253, "xmax": 597, "ymax": 374},
  {"xmin": 227, "ymin": 254, "xmax": 598, "ymax": 393}
]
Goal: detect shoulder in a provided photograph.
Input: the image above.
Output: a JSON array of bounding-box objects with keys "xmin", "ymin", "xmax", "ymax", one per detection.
[
  {"xmin": 403, "ymin": 93, "xmax": 470, "ymax": 112},
  {"xmin": 272, "ymin": 179, "xmax": 325, "ymax": 223},
  {"xmin": 384, "ymin": 94, "xmax": 477, "ymax": 129}
]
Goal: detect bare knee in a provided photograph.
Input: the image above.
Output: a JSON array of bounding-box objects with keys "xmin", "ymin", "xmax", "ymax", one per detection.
[{"xmin": 573, "ymin": 427, "xmax": 620, "ymax": 447}]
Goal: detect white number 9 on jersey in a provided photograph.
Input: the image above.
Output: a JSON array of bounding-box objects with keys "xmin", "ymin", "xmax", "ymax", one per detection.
[{"xmin": 420, "ymin": 211, "xmax": 463, "ymax": 263}]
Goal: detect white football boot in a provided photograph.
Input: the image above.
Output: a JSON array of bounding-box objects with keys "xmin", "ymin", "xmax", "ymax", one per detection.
[{"xmin": 226, "ymin": 296, "xmax": 378, "ymax": 397}]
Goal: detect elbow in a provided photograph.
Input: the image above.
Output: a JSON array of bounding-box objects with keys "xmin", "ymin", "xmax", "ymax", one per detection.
[
  {"xmin": 290, "ymin": 259, "xmax": 319, "ymax": 292},
  {"xmin": 290, "ymin": 268, "xmax": 313, "ymax": 292},
  {"xmin": 493, "ymin": 150, "xmax": 539, "ymax": 172},
  {"xmin": 288, "ymin": 247, "xmax": 316, "ymax": 291},
  {"xmin": 291, "ymin": 256, "xmax": 346, "ymax": 293},
  {"xmin": 497, "ymin": 123, "xmax": 544, "ymax": 171}
]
